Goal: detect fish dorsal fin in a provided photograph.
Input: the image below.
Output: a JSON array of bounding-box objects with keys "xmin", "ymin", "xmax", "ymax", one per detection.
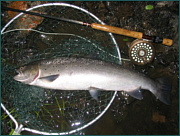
[
  {"xmin": 126, "ymin": 87, "xmax": 143, "ymax": 100},
  {"xmin": 39, "ymin": 74, "xmax": 59, "ymax": 83},
  {"xmin": 89, "ymin": 87, "xmax": 100, "ymax": 100}
]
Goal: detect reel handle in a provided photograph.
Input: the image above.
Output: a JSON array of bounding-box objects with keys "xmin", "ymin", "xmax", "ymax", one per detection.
[{"xmin": 91, "ymin": 23, "xmax": 173, "ymax": 46}]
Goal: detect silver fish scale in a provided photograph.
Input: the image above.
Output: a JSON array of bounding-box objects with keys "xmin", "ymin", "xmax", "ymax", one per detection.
[
  {"xmin": 38, "ymin": 57, "xmax": 121, "ymax": 80},
  {"xmin": 39, "ymin": 57, "xmax": 107, "ymax": 67}
]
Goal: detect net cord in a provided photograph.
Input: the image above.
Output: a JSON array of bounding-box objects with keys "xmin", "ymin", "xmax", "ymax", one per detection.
[
  {"xmin": 2, "ymin": 29, "xmax": 130, "ymax": 61},
  {"xmin": 1, "ymin": 2, "xmax": 122, "ymax": 64},
  {"xmin": 1, "ymin": 3, "xmax": 120, "ymax": 135}
]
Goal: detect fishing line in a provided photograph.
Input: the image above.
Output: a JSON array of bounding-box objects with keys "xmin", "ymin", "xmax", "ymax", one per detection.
[{"xmin": 2, "ymin": 29, "xmax": 130, "ymax": 62}]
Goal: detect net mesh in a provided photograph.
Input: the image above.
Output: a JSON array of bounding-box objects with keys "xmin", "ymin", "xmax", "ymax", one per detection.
[{"xmin": 1, "ymin": 3, "xmax": 121, "ymax": 134}]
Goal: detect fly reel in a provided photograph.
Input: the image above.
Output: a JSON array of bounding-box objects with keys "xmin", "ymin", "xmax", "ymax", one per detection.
[{"xmin": 129, "ymin": 39, "xmax": 155, "ymax": 65}]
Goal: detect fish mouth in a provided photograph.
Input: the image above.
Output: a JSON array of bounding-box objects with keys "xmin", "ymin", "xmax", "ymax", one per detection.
[
  {"xmin": 13, "ymin": 74, "xmax": 31, "ymax": 84},
  {"xmin": 15, "ymin": 69, "xmax": 20, "ymax": 74}
]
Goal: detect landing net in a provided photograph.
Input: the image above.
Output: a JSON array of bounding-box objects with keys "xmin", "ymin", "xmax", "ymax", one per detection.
[{"xmin": 1, "ymin": 3, "xmax": 121, "ymax": 135}]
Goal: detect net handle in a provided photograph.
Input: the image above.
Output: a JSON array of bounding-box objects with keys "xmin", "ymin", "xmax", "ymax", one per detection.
[{"xmin": 1, "ymin": 103, "xmax": 23, "ymax": 135}]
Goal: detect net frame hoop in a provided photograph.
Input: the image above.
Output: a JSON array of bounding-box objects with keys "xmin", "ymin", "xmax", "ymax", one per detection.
[{"xmin": 1, "ymin": 3, "xmax": 121, "ymax": 135}]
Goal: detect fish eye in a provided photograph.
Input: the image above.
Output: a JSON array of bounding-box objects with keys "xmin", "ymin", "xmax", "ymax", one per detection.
[{"xmin": 20, "ymin": 66, "xmax": 24, "ymax": 71}]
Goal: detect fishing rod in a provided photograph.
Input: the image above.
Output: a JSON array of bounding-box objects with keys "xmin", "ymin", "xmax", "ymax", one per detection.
[{"xmin": 2, "ymin": 6, "xmax": 173, "ymax": 46}]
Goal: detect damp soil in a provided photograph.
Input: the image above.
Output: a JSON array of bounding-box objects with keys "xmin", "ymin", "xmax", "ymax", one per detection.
[{"xmin": 1, "ymin": 1, "xmax": 179, "ymax": 135}]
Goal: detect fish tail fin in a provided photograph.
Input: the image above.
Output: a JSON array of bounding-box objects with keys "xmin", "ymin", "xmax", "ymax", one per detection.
[{"xmin": 155, "ymin": 77, "xmax": 172, "ymax": 105}]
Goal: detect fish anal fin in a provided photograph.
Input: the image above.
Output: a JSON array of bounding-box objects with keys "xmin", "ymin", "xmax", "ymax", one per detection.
[
  {"xmin": 39, "ymin": 74, "xmax": 59, "ymax": 83},
  {"xmin": 89, "ymin": 87, "xmax": 101, "ymax": 100},
  {"xmin": 126, "ymin": 87, "xmax": 143, "ymax": 100}
]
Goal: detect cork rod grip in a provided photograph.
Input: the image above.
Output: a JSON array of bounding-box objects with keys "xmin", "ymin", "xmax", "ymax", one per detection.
[
  {"xmin": 91, "ymin": 23, "xmax": 143, "ymax": 39},
  {"xmin": 91, "ymin": 23, "xmax": 173, "ymax": 46}
]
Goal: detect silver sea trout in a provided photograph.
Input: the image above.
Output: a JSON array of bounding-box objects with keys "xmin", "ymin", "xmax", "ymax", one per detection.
[{"xmin": 13, "ymin": 57, "xmax": 171, "ymax": 105}]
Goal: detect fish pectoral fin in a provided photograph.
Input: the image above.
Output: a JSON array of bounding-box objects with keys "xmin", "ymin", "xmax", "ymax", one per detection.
[
  {"xmin": 89, "ymin": 87, "xmax": 100, "ymax": 100},
  {"xmin": 39, "ymin": 74, "xmax": 59, "ymax": 83},
  {"xmin": 126, "ymin": 87, "xmax": 143, "ymax": 100}
]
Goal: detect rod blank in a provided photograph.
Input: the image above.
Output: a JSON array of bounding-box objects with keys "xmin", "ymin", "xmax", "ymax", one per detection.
[{"xmin": 2, "ymin": 6, "xmax": 173, "ymax": 46}]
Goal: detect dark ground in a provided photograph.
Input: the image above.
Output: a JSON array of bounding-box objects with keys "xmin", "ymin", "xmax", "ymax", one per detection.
[{"xmin": 1, "ymin": 1, "xmax": 179, "ymax": 135}]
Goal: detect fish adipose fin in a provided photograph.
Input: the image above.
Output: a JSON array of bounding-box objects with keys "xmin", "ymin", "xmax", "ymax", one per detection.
[
  {"xmin": 39, "ymin": 74, "xmax": 59, "ymax": 83},
  {"xmin": 155, "ymin": 78, "xmax": 172, "ymax": 105},
  {"xmin": 126, "ymin": 87, "xmax": 143, "ymax": 100},
  {"xmin": 89, "ymin": 87, "xmax": 100, "ymax": 100}
]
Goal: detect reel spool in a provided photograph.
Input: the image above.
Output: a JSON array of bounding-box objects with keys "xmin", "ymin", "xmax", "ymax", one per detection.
[{"xmin": 129, "ymin": 39, "xmax": 155, "ymax": 65}]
